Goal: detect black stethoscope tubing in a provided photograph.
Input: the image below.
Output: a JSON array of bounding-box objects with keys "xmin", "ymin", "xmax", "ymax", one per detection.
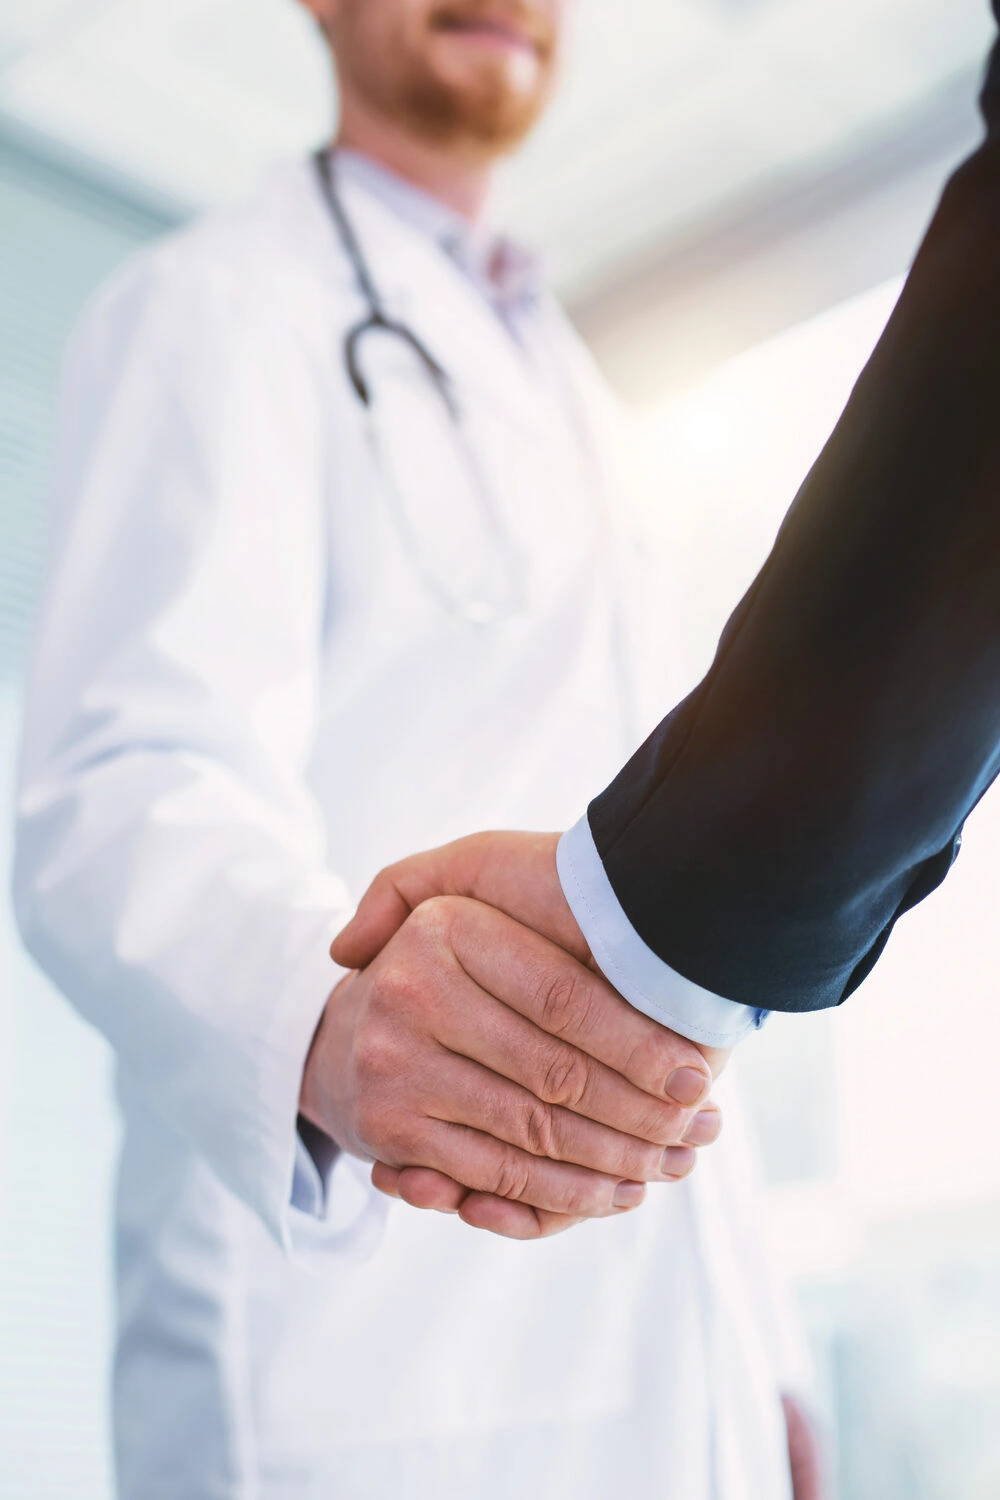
[
  {"xmin": 311, "ymin": 147, "xmax": 639, "ymax": 736},
  {"xmin": 313, "ymin": 149, "xmax": 459, "ymax": 419},
  {"xmin": 312, "ymin": 147, "xmax": 527, "ymax": 625}
]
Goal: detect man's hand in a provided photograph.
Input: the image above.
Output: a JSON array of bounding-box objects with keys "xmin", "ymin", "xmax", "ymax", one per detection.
[
  {"xmin": 332, "ymin": 831, "xmax": 587, "ymax": 974},
  {"xmin": 783, "ymin": 1394, "xmax": 827, "ymax": 1500},
  {"xmin": 336, "ymin": 830, "xmax": 720, "ymax": 1076},
  {"xmin": 302, "ymin": 889, "xmax": 724, "ymax": 1239}
]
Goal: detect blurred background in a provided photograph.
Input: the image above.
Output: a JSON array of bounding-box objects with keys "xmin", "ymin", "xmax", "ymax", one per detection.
[{"xmin": 2, "ymin": 1, "xmax": 1000, "ymax": 1495}]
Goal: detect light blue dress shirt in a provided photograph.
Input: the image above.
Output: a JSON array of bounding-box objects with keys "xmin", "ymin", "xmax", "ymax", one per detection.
[{"xmin": 558, "ymin": 816, "xmax": 769, "ymax": 1048}]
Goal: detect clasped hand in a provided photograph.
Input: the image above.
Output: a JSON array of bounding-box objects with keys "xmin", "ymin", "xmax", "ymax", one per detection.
[{"xmin": 300, "ymin": 832, "xmax": 728, "ymax": 1239}]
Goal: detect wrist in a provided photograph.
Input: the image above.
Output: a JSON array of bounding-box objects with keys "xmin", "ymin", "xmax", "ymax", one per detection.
[{"xmin": 299, "ymin": 973, "xmax": 352, "ymax": 1136}]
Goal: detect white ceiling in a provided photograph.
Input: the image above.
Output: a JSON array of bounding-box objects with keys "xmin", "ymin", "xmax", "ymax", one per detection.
[{"xmin": 0, "ymin": 0, "xmax": 994, "ymax": 301}]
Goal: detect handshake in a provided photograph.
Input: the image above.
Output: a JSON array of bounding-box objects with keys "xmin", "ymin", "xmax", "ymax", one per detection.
[{"xmin": 300, "ymin": 832, "xmax": 730, "ymax": 1240}]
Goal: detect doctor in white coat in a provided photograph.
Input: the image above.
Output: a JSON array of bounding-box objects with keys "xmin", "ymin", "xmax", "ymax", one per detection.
[{"xmin": 14, "ymin": 1, "xmax": 822, "ymax": 1496}]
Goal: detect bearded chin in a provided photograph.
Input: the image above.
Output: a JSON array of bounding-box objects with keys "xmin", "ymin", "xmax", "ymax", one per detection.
[{"xmin": 399, "ymin": 65, "xmax": 551, "ymax": 154}]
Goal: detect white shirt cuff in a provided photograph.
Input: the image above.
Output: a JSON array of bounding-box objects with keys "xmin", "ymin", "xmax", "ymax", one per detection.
[
  {"xmin": 291, "ymin": 1120, "xmax": 339, "ymax": 1217},
  {"xmin": 287, "ymin": 1147, "xmax": 389, "ymax": 1271},
  {"xmin": 556, "ymin": 815, "xmax": 769, "ymax": 1048}
]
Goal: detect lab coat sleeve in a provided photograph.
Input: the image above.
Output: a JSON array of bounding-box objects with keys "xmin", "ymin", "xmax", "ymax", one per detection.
[{"xmin": 13, "ymin": 244, "xmax": 384, "ymax": 1264}]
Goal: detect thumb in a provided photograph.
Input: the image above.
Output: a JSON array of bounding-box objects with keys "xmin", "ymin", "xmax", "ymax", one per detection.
[
  {"xmin": 331, "ymin": 837, "xmax": 497, "ymax": 970},
  {"xmin": 331, "ymin": 831, "xmax": 578, "ymax": 970},
  {"xmin": 331, "ymin": 873, "xmax": 414, "ymax": 970}
]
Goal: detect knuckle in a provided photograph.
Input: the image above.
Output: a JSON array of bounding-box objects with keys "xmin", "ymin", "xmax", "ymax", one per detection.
[
  {"xmin": 522, "ymin": 1099, "xmax": 558, "ymax": 1159},
  {"xmin": 372, "ymin": 960, "xmax": 423, "ymax": 1012},
  {"xmin": 380, "ymin": 860, "xmax": 409, "ymax": 890},
  {"xmin": 535, "ymin": 969, "xmax": 587, "ymax": 1037},
  {"xmin": 628, "ymin": 1141, "xmax": 665, "ymax": 1181},
  {"xmin": 538, "ymin": 1045, "xmax": 590, "ymax": 1110},
  {"xmin": 405, "ymin": 894, "xmax": 461, "ymax": 943},
  {"xmin": 560, "ymin": 1179, "xmax": 603, "ymax": 1217},
  {"xmin": 366, "ymin": 867, "xmax": 394, "ymax": 901},
  {"xmin": 352, "ymin": 1022, "xmax": 404, "ymax": 1088},
  {"xmin": 629, "ymin": 1097, "xmax": 681, "ymax": 1145},
  {"xmin": 491, "ymin": 1149, "xmax": 532, "ymax": 1202},
  {"xmin": 623, "ymin": 1032, "xmax": 671, "ymax": 1089},
  {"xmin": 595, "ymin": 1130, "xmax": 642, "ymax": 1181},
  {"xmin": 369, "ymin": 1105, "xmax": 426, "ymax": 1163}
]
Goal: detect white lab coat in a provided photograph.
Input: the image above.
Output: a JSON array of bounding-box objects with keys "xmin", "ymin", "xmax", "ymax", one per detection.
[{"xmin": 14, "ymin": 159, "xmax": 802, "ymax": 1499}]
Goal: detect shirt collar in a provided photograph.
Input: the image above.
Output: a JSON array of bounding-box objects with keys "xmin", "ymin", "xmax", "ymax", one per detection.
[{"xmin": 332, "ymin": 147, "xmax": 543, "ymax": 318}]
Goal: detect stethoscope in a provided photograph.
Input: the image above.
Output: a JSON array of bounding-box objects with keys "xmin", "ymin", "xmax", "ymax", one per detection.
[
  {"xmin": 313, "ymin": 147, "xmax": 641, "ymax": 755},
  {"xmin": 313, "ymin": 148, "xmax": 526, "ymax": 627}
]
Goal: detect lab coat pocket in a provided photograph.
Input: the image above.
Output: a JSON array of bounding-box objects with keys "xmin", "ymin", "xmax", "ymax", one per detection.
[{"xmin": 263, "ymin": 1198, "xmax": 644, "ymax": 1452}]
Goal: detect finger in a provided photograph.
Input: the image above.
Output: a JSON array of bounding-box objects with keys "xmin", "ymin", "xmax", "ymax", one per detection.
[
  {"xmin": 459, "ymin": 1193, "xmax": 586, "ymax": 1240},
  {"xmin": 428, "ymin": 1048, "xmax": 698, "ymax": 1183},
  {"xmin": 392, "ymin": 1166, "xmax": 467, "ymax": 1213},
  {"xmin": 331, "ymin": 832, "xmax": 582, "ymax": 970},
  {"xmin": 371, "ymin": 1161, "xmax": 402, "ymax": 1198},
  {"xmin": 384, "ymin": 1165, "xmax": 583, "ymax": 1238},
  {"xmin": 682, "ymin": 1107, "xmax": 723, "ymax": 1147},
  {"xmin": 334, "ymin": 875, "xmax": 415, "ymax": 971},
  {"xmin": 444, "ymin": 898, "xmax": 715, "ymax": 1106},
  {"xmin": 412, "ymin": 1117, "xmax": 648, "ymax": 1217},
  {"xmin": 432, "ymin": 978, "xmax": 710, "ymax": 1148}
]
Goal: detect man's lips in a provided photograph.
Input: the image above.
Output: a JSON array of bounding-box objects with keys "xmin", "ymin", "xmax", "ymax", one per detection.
[{"xmin": 433, "ymin": 13, "xmax": 547, "ymax": 59}]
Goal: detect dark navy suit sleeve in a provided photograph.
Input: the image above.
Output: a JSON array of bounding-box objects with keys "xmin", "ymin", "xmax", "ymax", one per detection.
[{"xmin": 588, "ymin": 5, "xmax": 1000, "ymax": 1015}]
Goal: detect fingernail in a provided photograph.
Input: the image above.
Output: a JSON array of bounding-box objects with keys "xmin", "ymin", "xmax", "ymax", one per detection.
[
  {"xmin": 613, "ymin": 1181, "xmax": 646, "ymax": 1210},
  {"xmin": 660, "ymin": 1146, "xmax": 697, "ymax": 1179},
  {"xmin": 682, "ymin": 1110, "xmax": 723, "ymax": 1147},
  {"xmin": 665, "ymin": 1067, "xmax": 710, "ymax": 1107}
]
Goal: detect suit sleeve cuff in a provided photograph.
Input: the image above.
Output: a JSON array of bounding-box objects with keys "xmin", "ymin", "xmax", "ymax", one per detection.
[{"xmin": 556, "ymin": 816, "xmax": 770, "ymax": 1048}]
